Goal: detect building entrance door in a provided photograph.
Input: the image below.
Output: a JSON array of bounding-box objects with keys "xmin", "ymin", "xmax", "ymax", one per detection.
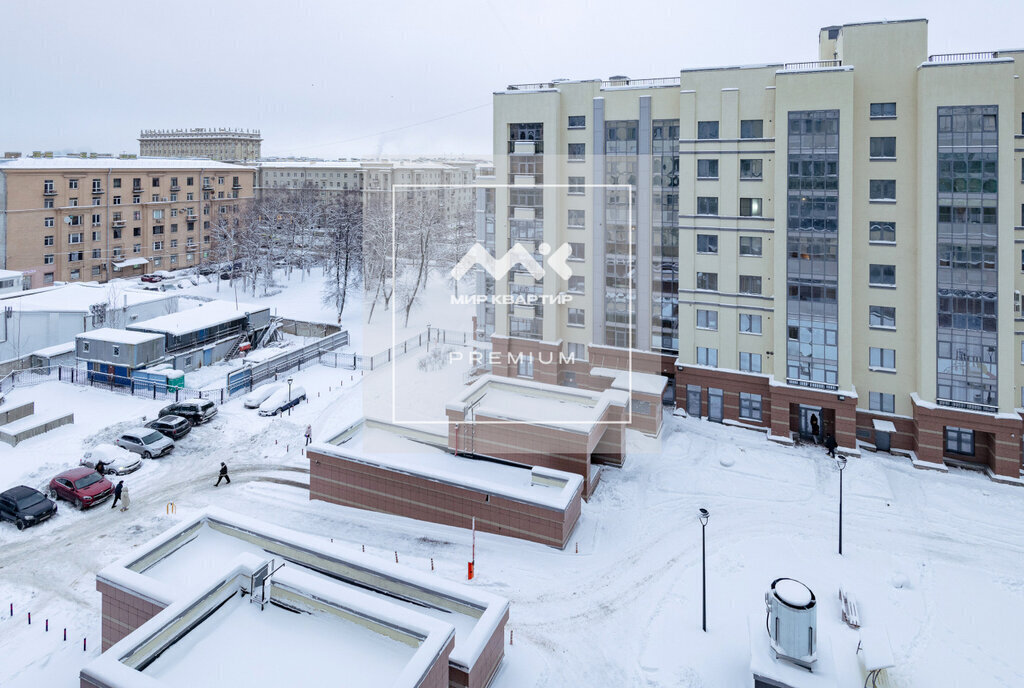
[
  {"xmin": 708, "ymin": 388, "xmax": 724, "ymax": 423},
  {"xmin": 686, "ymin": 385, "xmax": 701, "ymax": 417},
  {"xmin": 799, "ymin": 405, "xmax": 823, "ymax": 442}
]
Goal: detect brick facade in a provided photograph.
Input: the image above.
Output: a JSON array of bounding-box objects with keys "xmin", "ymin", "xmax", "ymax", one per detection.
[{"xmin": 97, "ymin": 579, "xmax": 166, "ymax": 652}]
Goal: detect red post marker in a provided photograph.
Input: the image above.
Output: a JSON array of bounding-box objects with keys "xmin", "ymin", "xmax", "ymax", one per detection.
[
  {"xmin": 27, "ymin": 612, "xmax": 31, "ymax": 625},
  {"xmin": 83, "ymin": 638, "xmax": 87, "ymax": 652},
  {"xmin": 64, "ymin": 628, "xmax": 67, "ymax": 641},
  {"xmin": 9, "ymin": 603, "xmax": 12, "ymax": 617},
  {"xmin": 467, "ymin": 562, "xmax": 474, "ymax": 580},
  {"xmin": 45, "ymin": 619, "xmax": 48, "ymax": 632},
  {"xmin": 430, "ymin": 558, "xmax": 434, "ymax": 571},
  {"xmin": 394, "ymin": 551, "xmax": 398, "ymax": 564}
]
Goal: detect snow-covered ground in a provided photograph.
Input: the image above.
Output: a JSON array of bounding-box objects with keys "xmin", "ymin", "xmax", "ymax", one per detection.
[{"xmin": 2, "ymin": 270, "xmax": 1022, "ymax": 687}]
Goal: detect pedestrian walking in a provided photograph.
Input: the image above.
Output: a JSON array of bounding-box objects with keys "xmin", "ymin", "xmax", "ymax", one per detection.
[
  {"xmin": 119, "ymin": 485, "xmax": 131, "ymax": 512},
  {"xmin": 215, "ymin": 462, "xmax": 230, "ymax": 486},
  {"xmin": 824, "ymin": 434, "xmax": 838, "ymax": 458},
  {"xmin": 110, "ymin": 480, "xmax": 124, "ymax": 509},
  {"xmin": 304, "ymin": 424, "xmax": 312, "ymax": 446}
]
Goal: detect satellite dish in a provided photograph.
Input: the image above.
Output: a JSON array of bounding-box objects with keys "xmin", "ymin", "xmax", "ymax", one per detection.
[{"xmin": 64, "ymin": 216, "xmax": 72, "ymax": 225}]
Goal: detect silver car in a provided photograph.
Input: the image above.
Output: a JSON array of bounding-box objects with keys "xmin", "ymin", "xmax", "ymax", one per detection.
[
  {"xmin": 81, "ymin": 443, "xmax": 143, "ymax": 475},
  {"xmin": 116, "ymin": 427, "xmax": 175, "ymax": 459}
]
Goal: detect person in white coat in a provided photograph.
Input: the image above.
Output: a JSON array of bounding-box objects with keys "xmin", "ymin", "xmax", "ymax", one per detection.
[{"xmin": 119, "ymin": 485, "xmax": 131, "ymax": 512}]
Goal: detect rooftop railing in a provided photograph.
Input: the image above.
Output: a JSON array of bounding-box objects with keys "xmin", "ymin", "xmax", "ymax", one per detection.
[
  {"xmin": 927, "ymin": 51, "xmax": 999, "ymax": 63},
  {"xmin": 782, "ymin": 59, "xmax": 842, "ymax": 70}
]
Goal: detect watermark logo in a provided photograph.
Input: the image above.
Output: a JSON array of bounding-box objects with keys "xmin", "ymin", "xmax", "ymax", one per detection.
[{"xmin": 450, "ymin": 242, "xmax": 572, "ymax": 281}]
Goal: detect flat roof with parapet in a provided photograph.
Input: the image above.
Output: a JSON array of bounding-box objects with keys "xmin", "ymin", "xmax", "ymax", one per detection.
[
  {"xmin": 95, "ymin": 509, "xmax": 508, "ymax": 676},
  {"xmin": 127, "ymin": 300, "xmax": 268, "ymax": 336},
  {"xmin": 0, "ymin": 156, "xmax": 254, "ymax": 170},
  {"xmin": 446, "ymin": 374, "xmax": 629, "ymax": 432},
  {"xmin": 76, "ymin": 327, "xmax": 164, "ymax": 346},
  {"xmin": 323, "ymin": 418, "xmax": 583, "ymax": 511},
  {"xmin": 0, "ymin": 283, "xmax": 174, "ymax": 313},
  {"xmin": 82, "ymin": 555, "xmax": 453, "ymax": 688}
]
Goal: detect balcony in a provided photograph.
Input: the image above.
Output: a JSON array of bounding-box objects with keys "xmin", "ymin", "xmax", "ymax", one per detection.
[
  {"xmin": 43, "ymin": 188, "xmax": 56, "ymax": 196},
  {"xmin": 186, "ymin": 214, "xmax": 199, "ymax": 222},
  {"xmin": 170, "ymin": 184, "xmax": 180, "ymax": 191},
  {"xmin": 232, "ymin": 182, "xmax": 242, "ymax": 189},
  {"xmin": 202, "ymin": 183, "xmax": 213, "ymax": 191},
  {"xmin": 111, "ymin": 220, "xmax": 126, "ymax": 228}
]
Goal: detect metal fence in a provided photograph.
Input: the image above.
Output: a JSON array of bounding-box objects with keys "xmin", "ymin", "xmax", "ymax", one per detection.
[
  {"xmin": 1, "ymin": 365, "xmax": 228, "ymax": 403},
  {"xmin": 319, "ymin": 328, "xmax": 480, "ymax": 372},
  {"xmin": 225, "ymin": 330, "xmax": 350, "ymax": 394}
]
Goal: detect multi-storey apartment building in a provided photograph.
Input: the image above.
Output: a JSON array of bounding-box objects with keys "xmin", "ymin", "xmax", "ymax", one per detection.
[
  {"xmin": 0, "ymin": 155, "xmax": 256, "ymax": 287},
  {"xmin": 490, "ymin": 19, "xmax": 1024, "ymax": 481},
  {"xmin": 139, "ymin": 128, "xmax": 262, "ymax": 162}
]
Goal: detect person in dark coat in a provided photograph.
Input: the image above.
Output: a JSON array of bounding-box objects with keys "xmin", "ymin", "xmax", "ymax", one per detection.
[
  {"xmin": 810, "ymin": 414, "xmax": 820, "ymax": 442},
  {"xmin": 110, "ymin": 480, "xmax": 124, "ymax": 509},
  {"xmin": 93, "ymin": 460, "xmax": 107, "ymax": 476},
  {"xmin": 824, "ymin": 433, "xmax": 838, "ymax": 458},
  {"xmin": 215, "ymin": 462, "xmax": 230, "ymax": 486}
]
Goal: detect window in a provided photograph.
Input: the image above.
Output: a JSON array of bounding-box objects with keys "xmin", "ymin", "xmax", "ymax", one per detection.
[
  {"xmin": 739, "ymin": 392, "xmax": 763, "ymax": 421},
  {"xmin": 696, "ymin": 309, "xmax": 718, "ymax": 330},
  {"xmin": 132, "ymin": 178, "xmax": 141, "ymax": 190},
  {"xmin": 112, "ymin": 345, "xmax": 120, "ymax": 357},
  {"xmin": 43, "ymin": 254, "xmax": 54, "ymax": 264},
  {"xmin": 697, "ymin": 121, "xmax": 719, "ymax": 140},
  {"xmin": 69, "ymin": 198, "xmax": 79, "ymax": 207},
  {"xmin": 566, "ymin": 342, "xmax": 585, "ymax": 363},
  {"xmin": 870, "ymin": 392, "xmax": 895, "ymax": 413},
  {"xmin": 69, "ymin": 179, "xmax": 78, "ymax": 190},
  {"xmin": 133, "ymin": 243, "xmax": 141, "ymax": 254},
  {"xmin": 697, "ymin": 196, "xmax": 718, "ymax": 215},
  {"xmin": 112, "ymin": 178, "xmax": 121, "ymax": 188},
  {"xmin": 568, "ymin": 308, "xmax": 585, "ymax": 326},
  {"xmin": 44, "ymin": 199, "xmax": 54, "ymax": 208},
  {"xmin": 217, "ymin": 177, "xmax": 224, "ymax": 185},
  {"xmin": 568, "ymin": 209, "xmax": 585, "ymax": 227},
  {"xmin": 43, "ymin": 272, "xmax": 54, "ymax": 284},
  {"xmin": 43, "ymin": 235, "xmax": 54, "ymax": 246},
  {"xmin": 170, "ymin": 239, "xmax": 178, "ymax": 248},
  {"xmin": 869, "ymin": 137, "xmax": 896, "ymax": 158},
  {"xmin": 739, "ymin": 314, "xmax": 762, "ymax": 334},
  {"xmin": 568, "ymin": 143, "xmax": 585, "ymax": 161},
  {"xmin": 568, "ymin": 176, "xmax": 585, "ymax": 194},
  {"xmin": 133, "ymin": 227, "xmax": 141, "ymax": 237},
  {"xmin": 869, "ymin": 221, "xmax": 896, "ymax": 243},
  {"xmin": 739, "ymin": 197, "xmax": 763, "ymax": 217},
  {"xmin": 568, "ymin": 242, "xmax": 585, "ymax": 261},
  {"xmin": 68, "ymin": 251, "xmax": 83, "ymax": 262},
  {"xmin": 696, "ymin": 234, "xmax": 718, "ymax": 254},
  {"xmin": 170, "ymin": 177, "xmax": 178, "ymax": 188},
  {"xmin": 740, "ymin": 352, "xmax": 762, "ymax": 373},
  {"xmin": 739, "ymin": 159, "xmax": 762, "ymax": 180},
  {"xmin": 697, "ymin": 159, "xmax": 719, "ymax": 179},
  {"xmin": 696, "ymin": 346, "xmax": 718, "ymax": 367},
  {"xmin": 739, "ymin": 236, "xmax": 762, "ymax": 256},
  {"xmin": 152, "ymin": 177, "xmax": 160, "ymax": 187},
  {"xmin": 738, "ymin": 275, "xmax": 762, "ymax": 295},
  {"xmin": 132, "ymin": 195, "xmax": 140, "ymax": 204},
  {"xmin": 869, "ymin": 264, "xmax": 896, "ymax": 286},
  {"xmin": 153, "ymin": 209, "xmax": 164, "ymax": 220},
  {"xmin": 696, "ymin": 272, "xmax": 718, "ymax": 291},
  {"xmin": 740, "ymin": 119, "xmax": 763, "ymax": 139},
  {"xmin": 517, "ymin": 353, "xmax": 534, "ymax": 378},
  {"xmin": 133, "ymin": 210, "xmax": 141, "ymax": 221},
  {"xmin": 568, "ymin": 276, "xmax": 585, "ymax": 293},
  {"xmin": 112, "ymin": 196, "xmax": 121, "ymax": 205},
  {"xmin": 870, "ymin": 102, "xmax": 897, "ymax": 119},
  {"xmin": 152, "ymin": 225, "xmax": 164, "ymax": 235},
  {"xmin": 170, "ymin": 193, "xmax": 177, "ymax": 202},
  {"xmin": 92, "ymin": 265, "xmax": 102, "ymax": 277},
  {"xmin": 186, "ymin": 177, "xmax": 194, "ymax": 186},
  {"xmin": 869, "ymin": 347, "xmax": 896, "ymax": 370},
  {"xmin": 944, "ymin": 427, "xmax": 974, "ymax": 455},
  {"xmin": 568, "ymin": 115, "xmax": 586, "ymax": 129},
  {"xmin": 869, "ymin": 179, "xmax": 896, "ymax": 201},
  {"xmin": 67, "ymin": 214, "xmax": 82, "ymax": 226},
  {"xmin": 113, "ymin": 228, "xmax": 122, "ymax": 239},
  {"xmin": 151, "ymin": 194, "xmax": 159, "ymax": 202},
  {"xmin": 68, "ymin": 232, "xmax": 82, "ymax": 244},
  {"xmin": 91, "ymin": 213, "xmax": 101, "ymax": 226},
  {"xmin": 44, "ymin": 217, "xmax": 55, "ymax": 228},
  {"xmin": 869, "ymin": 305, "xmax": 896, "ymax": 328},
  {"xmin": 170, "ymin": 224, "xmax": 178, "ymax": 233},
  {"xmin": 91, "ymin": 231, "xmax": 100, "ymax": 241},
  {"xmin": 170, "ymin": 208, "xmax": 178, "ymax": 217}
]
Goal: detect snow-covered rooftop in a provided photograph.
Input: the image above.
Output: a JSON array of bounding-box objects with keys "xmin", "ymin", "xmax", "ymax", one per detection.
[
  {"xmin": 76, "ymin": 327, "xmax": 164, "ymax": 346},
  {"xmin": 128, "ymin": 300, "xmax": 268, "ymax": 335},
  {"xmin": 322, "ymin": 420, "xmax": 583, "ymax": 510},
  {"xmin": 0, "ymin": 156, "xmax": 254, "ymax": 171},
  {"xmin": 589, "ymin": 367, "xmax": 668, "ymax": 396},
  {"xmin": 0, "ymin": 283, "xmax": 174, "ymax": 313},
  {"xmin": 258, "ymin": 160, "xmax": 363, "ymax": 169}
]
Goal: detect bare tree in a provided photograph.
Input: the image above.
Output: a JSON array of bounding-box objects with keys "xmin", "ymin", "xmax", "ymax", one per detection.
[
  {"xmin": 363, "ymin": 192, "xmax": 396, "ymax": 324},
  {"xmin": 321, "ymin": 191, "xmax": 363, "ymax": 323},
  {"xmin": 395, "ymin": 189, "xmax": 444, "ymax": 327}
]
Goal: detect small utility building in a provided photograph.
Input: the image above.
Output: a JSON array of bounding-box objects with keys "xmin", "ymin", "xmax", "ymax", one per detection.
[{"xmin": 75, "ymin": 328, "xmax": 165, "ymax": 386}]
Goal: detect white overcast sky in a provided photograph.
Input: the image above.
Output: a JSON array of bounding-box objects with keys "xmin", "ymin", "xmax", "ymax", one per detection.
[{"xmin": 2, "ymin": 0, "xmax": 1022, "ymax": 160}]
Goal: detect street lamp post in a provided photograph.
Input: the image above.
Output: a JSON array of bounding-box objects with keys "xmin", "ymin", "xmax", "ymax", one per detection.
[
  {"xmin": 836, "ymin": 456, "xmax": 847, "ymax": 555},
  {"xmin": 287, "ymin": 376, "xmax": 294, "ymax": 417},
  {"xmin": 699, "ymin": 507, "xmax": 709, "ymax": 632}
]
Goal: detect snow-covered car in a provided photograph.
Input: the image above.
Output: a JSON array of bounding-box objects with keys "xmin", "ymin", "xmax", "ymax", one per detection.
[
  {"xmin": 152, "ymin": 270, "xmax": 174, "ymax": 280},
  {"xmin": 116, "ymin": 427, "xmax": 175, "ymax": 459},
  {"xmin": 81, "ymin": 443, "xmax": 142, "ymax": 475},
  {"xmin": 140, "ymin": 273, "xmax": 163, "ymax": 283},
  {"xmin": 243, "ymin": 383, "xmax": 284, "ymax": 409},
  {"xmin": 258, "ymin": 385, "xmax": 307, "ymax": 416}
]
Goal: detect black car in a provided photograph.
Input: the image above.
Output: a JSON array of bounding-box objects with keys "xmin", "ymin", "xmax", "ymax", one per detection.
[
  {"xmin": 159, "ymin": 400, "xmax": 217, "ymax": 425},
  {"xmin": 0, "ymin": 486, "xmax": 57, "ymax": 530},
  {"xmin": 145, "ymin": 414, "xmax": 192, "ymax": 440}
]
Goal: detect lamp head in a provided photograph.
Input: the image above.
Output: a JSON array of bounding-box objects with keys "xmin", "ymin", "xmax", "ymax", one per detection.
[
  {"xmin": 836, "ymin": 456, "xmax": 847, "ymax": 470},
  {"xmin": 698, "ymin": 508, "xmax": 709, "ymax": 526}
]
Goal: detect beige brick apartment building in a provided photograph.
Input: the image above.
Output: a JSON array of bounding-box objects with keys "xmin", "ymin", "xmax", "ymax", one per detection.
[
  {"xmin": 0, "ymin": 155, "xmax": 256, "ymax": 287},
  {"xmin": 487, "ymin": 19, "xmax": 1024, "ymax": 481},
  {"xmin": 139, "ymin": 128, "xmax": 262, "ymax": 162}
]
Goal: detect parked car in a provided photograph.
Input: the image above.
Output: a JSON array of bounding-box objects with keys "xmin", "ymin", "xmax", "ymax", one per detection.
[
  {"xmin": 152, "ymin": 270, "xmax": 174, "ymax": 280},
  {"xmin": 145, "ymin": 414, "xmax": 192, "ymax": 440},
  {"xmin": 258, "ymin": 385, "xmax": 307, "ymax": 416},
  {"xmin": 0, "ymin": 486, "xmax": 57, "ymax": 530},
  {"xmin": 116, "ymin": 427, "xmax": 175, "ymax": 458},
  {"xmin": 140, "ymin": 273, "xmax": 163, "ymax": 283},
  {"xmin": 81, "ymin": 443, "xmax": 142, "ymax": 475},
  {"xmin": 197, "ymin": 264, "xmax": 218, "ymax": 276},
  {"xmin": 159, "ymin": 400, "xmax": 217, "ymax": 425},
  {"xmin": 48, "ymin": 468, "xmax": 114, "ymax": 510},
  {"xmin": 243, "ymin": 383, "xmax": 284, "ymax": 409}
]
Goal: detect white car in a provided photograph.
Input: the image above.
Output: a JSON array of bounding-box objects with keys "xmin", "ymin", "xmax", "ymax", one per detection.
[
  {"xmin": 81, "ymin": 443, "xmax": 142, "ymax": 475},
  {"xmin": 258, "ymin": 385, "xmax": 307, "ymax": 416},
  {"xmin": 243, "ymin": 383, "xmax": 284, "ymax": 409}
]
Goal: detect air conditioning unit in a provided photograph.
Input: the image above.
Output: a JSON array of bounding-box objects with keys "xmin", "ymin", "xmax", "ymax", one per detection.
[{"xmin": 765, "ymin": 578, "xmax": 817, "ymax": 669}]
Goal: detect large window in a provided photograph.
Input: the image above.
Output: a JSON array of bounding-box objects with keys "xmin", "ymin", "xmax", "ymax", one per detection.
[
  {"xmin": 944, "ymin": 427, "xmax": 974, "ymax": 455},
  {"xmin": 739, "ymin": 314, "xmax": 762, "ymax": 334},
  {"xmin": 869, "ymin": 137, "xmax": 896, "ymax": 159},
  {"xmin": 568, "ymin": 115, "xmax": 586, "ymax": 129},
  {"xmin": 740, "ymin": 120, "xmax": 763, "ymax": 139},
  {"xmin": 740, "ymin": 352, "xmax": 762, "ymax": 373},
  {"xmin": 517, "ymin": 354, "xmax": 534, "ymax": 378},
  {"xmin": 869, "ymin": 179, "xmax": 896, "ymax": 201},
  {"xmin": 740, "ymin": 159, "xmax": 762, "ymax": 180},
  {"xmin": 869, "ymin": 391, "xmax": 895, "ymax": 413},
  {"xmin": 697, "ymin": 121, "xmax": 719, "ymax": 140},
  {"xmin": 739, "ymin": 197, "xmax": 763, "ymax": 217},
  {"xmin": 696, "ymin": 272, "xmax": 718, "ymax": 291},
  {"xmin": 696, "ymin": 309, "xmax": 718, "ymax": 330},
  {"xmin": 697, "ymin": 159, "xmax": 719, "ymax": 179},
  {"xmin": 869, "ymin": 221, "xmax": 896, "ymax": 243},
  {"xmin": 568, "ymin": 276, "xmax": 585, "ymax": 293},
  {"xmin": 568, "ymin": 143, "xmax": 585, "ymax": 161},
  {"xmin": 566, "ymin": 342, "xmax": 587, "ymax": 362},
  {"xmin": 869, "ymin": 264, "xmax": 896, "ymax": 286},
  {"xmin": 739, "ymin": 236, "xmax": 762, "ymax": 256},
  {"xmin": 696, "ymin": 234, "xmax": 718, "ymax": 254},
  {"xmin": 568, "ymin": 176, "xmax": 585, "ymax": 195},
  {"xmin": 869, "ymin": 347, "xmax": 896, "ymax": 370},
  {"xmin": 568, "ymin": 308, "xmax": 585, "ymax": 326},
  {"xmin": 739, "ymin": 392, "xmax": 763, "ymax": 421},
  {"xmin": 568, "ymin": 209, "xmax": 585, "ymax": 228},
  {"xmin": 869, "ymin": 305, "xmax": 896, "ymax": 328},
  {"xmin": 739, "ymin": 275, "xmax": 762, "ymax": 295},
  {"xmin": 697, "ymin": 196, "xmax": 718, "ymax": 216},
  {"xmin": 870, "ymin": 102, "xmax": 897, "ymax": 119},
  {"xmin": 696, "ymin": 346, "xmax": 718, "ymax": 367},
  {"xmin": 568, "ymin": 242, "xmax": 585, "ymax": 261}
]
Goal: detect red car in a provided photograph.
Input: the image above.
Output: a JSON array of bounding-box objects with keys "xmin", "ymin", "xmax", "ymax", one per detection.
[
  {"xmin": 48, "ymin": 467, "xmax": 114, "ymax": 509},
  {"xmin": 140, "ymin": 274, "xmax": 163, "ymax": 283}
]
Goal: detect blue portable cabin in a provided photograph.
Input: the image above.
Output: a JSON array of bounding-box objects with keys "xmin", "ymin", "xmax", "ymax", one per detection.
[{"xmin": 75, "ymin": 328, "xmax": 166, "ymax": 386}]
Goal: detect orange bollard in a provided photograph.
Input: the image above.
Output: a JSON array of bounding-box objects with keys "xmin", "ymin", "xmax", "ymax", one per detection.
[
  {"xmin": 394, "ymin": 551, "xmax": 399, "ymax": 563},
  {"xmin": 467, "ymin": 562, "xmax": 474, "ymax": 580}
]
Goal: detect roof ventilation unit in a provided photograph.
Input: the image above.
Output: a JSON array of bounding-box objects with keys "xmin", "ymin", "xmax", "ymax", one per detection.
[{"xmin": 765, "ymin": 577, "xmax": 817, "ymax": 670}]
